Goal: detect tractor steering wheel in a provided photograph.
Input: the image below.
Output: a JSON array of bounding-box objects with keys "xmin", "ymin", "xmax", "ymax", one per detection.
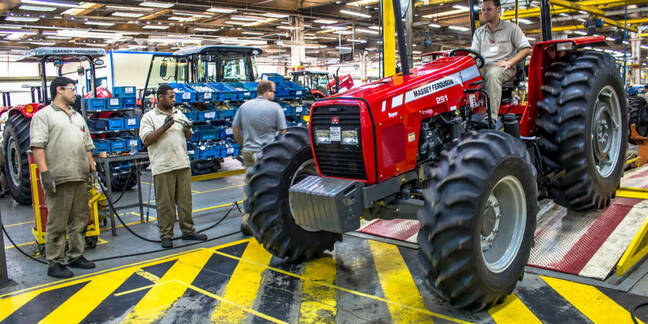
[{"xmin": 449, "ymin": 48, "xmax": 485, "ymax": 69}]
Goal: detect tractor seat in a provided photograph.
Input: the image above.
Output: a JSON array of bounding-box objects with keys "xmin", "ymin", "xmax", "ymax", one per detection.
[{"xmin": 501, "ymin": 62, "xmax": 525, "ymax": 105}]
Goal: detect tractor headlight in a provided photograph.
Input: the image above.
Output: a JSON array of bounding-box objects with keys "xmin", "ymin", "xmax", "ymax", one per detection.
[
  {"xmin": 315, "ymin": 129, "xmax": 331, "ymax": 144},
  {"xmin": 342, "ymin": 130, "xmax": 358, "ymax": 145}
]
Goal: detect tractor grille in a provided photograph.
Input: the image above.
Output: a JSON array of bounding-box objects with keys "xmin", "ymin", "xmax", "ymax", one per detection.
[{"xmin": 311, "ymin": 105, "xmax": 367, "ymax": 180}]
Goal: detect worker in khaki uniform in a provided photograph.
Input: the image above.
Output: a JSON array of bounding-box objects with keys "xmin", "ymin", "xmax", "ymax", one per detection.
[
  {"xmin": 30, "ymin": 77, "xmax": 97, "ymax": 279},
  {"xmin": 233, "ymin": 80, "xmax": 287, "ymax": 235},
  {"xmin": 139, "ymin": 84, "xmax": 207, "ymax": 248},
  {"xmin": 471, "ymin": 0, "xmax": 531, "ymax": 122}
]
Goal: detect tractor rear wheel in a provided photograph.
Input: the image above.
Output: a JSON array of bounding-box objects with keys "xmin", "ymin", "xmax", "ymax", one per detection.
[
  {"xmin": 3, "ymin": 114, "xmax": 32, "ymax": 205},
  {"xmin": 246, "ymin": 127, "xmax": 341, "ymax": 262},
  {"xmin": 417, "ymin": 130, "xmax": 538, "ymax": 311},
  {"xmin": 629, "ymin": 96, "xmax": 648, "ymax": 144},
  {"xmin": 536, "ymin": 50, "xmax": 627, "ymax": 210}
]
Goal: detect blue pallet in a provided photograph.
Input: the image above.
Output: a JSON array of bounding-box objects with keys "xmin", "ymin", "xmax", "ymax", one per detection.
[
  {"xmin": 124, "ymin": 117, "xmax": 139, "ymax": 130},
  {"xmin": 207, "ymin": 83, "xmax": 236, "ymax": 101},
  {"xmin": 92, "ymin": 139, "xmax": 110, "ymax": 154},
  {"xmin": 113, "ymin": 86, "xmax": 136, "ymax": 98},
  {"xmin": 107, "ymin": 97, "xmax": 121, "ymax": 110},
  {"xmin": 85, "ymin": 98, "xmax": 106, "ymax": 111},
  {"xmin": 107, "ymin": 118, "xmax": 124, "ymax": 131},
  {"xmin": 121, "ymin": 97, "xmax": 137, "ymax": 108},
  {"xmin": 168, "ymin": 83, "xmax": 197, "ymax": 103}
]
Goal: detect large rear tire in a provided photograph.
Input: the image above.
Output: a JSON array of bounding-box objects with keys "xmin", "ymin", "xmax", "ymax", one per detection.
[
  {"xmin": 417, "ymin": 131, "xmax": 538, "ymax": 311},
  {"xmin": 536, "ymin": 51, "xmax": 627, "ymax": 210},
  {"xmin": 629, "ymin": 96, "xmax": 648, "ymax": 144},
  {"xmin": 2, "ymin": 114, "xmax": 32, "ymax": 205},
  {"xmin": 246, "ymin": 127, "xmax": 341, "ymax": 261}
]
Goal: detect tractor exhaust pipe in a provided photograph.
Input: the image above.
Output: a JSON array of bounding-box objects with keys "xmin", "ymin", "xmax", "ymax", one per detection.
[{"xmin": 392, "ymin": 0, "xmax": 410, "ymax": 76}]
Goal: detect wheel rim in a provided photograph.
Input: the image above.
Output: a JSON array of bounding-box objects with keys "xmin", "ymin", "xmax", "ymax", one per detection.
[
  {"xmin": 7, "ymin": 136, "xmax": 21, "ymax": 188},
  {"xmin": 289, "ymin": 159, "xmax": 319, "ymax": 232},
  {"xmin": 591, "ymin": 85, "xmax": 622, "ymax": 178},
  {"xmin": 481, "ymin": 175, "xmax": 527, "ymax": 274}
]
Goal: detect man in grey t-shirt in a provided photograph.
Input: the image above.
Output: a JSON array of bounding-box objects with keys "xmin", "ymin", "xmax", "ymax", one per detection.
[
  {"xmin": 233, "ymin": 80, "xmax": 287, "ymax": 235},
  {"xmin": 471, "ymin": 0, "xmax": 531, "ymax": 121}
]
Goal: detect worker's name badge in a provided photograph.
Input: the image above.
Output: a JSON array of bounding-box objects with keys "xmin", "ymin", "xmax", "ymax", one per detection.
[
  {"xmin": 489, "ymin": 45, "xmax": 498, "ymax": 54},
  {"xmin": 330, "ymin": 126, "xmax": 341, "ymax": 142}
]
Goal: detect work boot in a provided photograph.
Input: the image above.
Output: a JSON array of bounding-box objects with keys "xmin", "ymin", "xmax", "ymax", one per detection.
[
  {"xmin": 48, "ymin": 263, "xmax": 73, "ymax": 279},
  {"xmin": 182, "ymin": 232, "xmax": 208, "ymax": 241},
  {"xmin": 68, "ymin": 255, "xmax": 96, "ymax": 269},
  {"xmin": 161, "ymin": 237, "xmax": 173, "ymax": 248}
]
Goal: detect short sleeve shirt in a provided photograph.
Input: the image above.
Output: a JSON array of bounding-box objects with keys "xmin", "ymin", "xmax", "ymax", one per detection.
[
  {"xmin": 232, "ymin": 97, "xmax": 287, "ymax": 152},
  {"xmin": 29, "ymin": 104, "xmax": 95, "ymax": 184},
  {"xmin": 471, "ymin": 20, "xmax": 531, "ymax": 65},
  {"xmin": 139, "ymin": 107, "xmax": 191, "ymax": 176}
]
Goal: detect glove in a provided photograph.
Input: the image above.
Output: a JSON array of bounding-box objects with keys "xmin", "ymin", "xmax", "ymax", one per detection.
[
  {"xmin": 181, "ymin": 119, "xmax": 193, "ymax": 130},
  {"xmin": 89, "ymin": 170, "xmax": 98, "ymax": 185},
  {"xmin": 162, "ymin": 115, "xmax": 174, "ymax": 130},
  {"xmin": 40, "ymin": 170, "xmax": 55, "ymax": 192}
]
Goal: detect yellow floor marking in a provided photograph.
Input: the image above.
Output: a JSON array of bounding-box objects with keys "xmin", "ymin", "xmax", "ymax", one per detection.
[
  {"xmin": 99, "ymin": 215, "xmax": 157, "ymax": 232},
  {"xmin": 368, "ymin": 240, "xmax": 431, "ymax": 323},
  {"xmin": 488, "ymin": 294, "xmax": 541, "ymax": 324},
  {"xmin": 193, "ymin": 200, "xmax": 243, "ymax": 213},
  {"xmin": 4, "ymin": 241, "xmax": 35, "ymax": 250},
  {"xmin": 211, "ymin": 239, "xmax": 273, "ymax": 323},
  {"xmin": 4, "ymin": 220, "xmax": 33, "ymax": 228},
  {"xmin": 209, "ymin": 248, "xmax": 470, "ymax": 324},
  {"xmin": 0, "ymin": 291, "xmax": 40, "ymax": 321},
  {"xmin": 193, "ymin": 184, "xmax": 245, "ymax": 195},
  {"xmin": 541, "ymin": 276, "xmax": 644, "ymax": 323},
  {"xmin": 123, "ymin": 249, "xmax": 213, "ymax": 323},
  {"xmin": 38, "ymin": 268, "xmax": 139, "ymax": 324},
  {"xmin": 298, "ymin": 256, "xmax": 337, "ymax": 324}
]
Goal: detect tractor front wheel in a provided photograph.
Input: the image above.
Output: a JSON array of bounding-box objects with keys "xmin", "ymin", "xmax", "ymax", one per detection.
[
  {"xmin": 246, "ymin": 127, "xmax": 341, "ymax": 262},
  {"xmin": 417, "ymin": 130, "xmax": 538, "ymax": 311},
  {"xmin": 629, "ymin": 96, "xmax": 648, "ymax": 144},
  {"xmin": 3, "ymin": 114, "xmax": 32, "ymax": 205}
]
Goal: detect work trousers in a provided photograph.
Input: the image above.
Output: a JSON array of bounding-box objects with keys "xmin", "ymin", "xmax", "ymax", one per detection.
[
  {"xmin": 241, "ymin": 150, "xmax": 258, "ymax": 223},
  {"xmin": 479, "ymin": 63, "xmax": 517, "ymax": 121},
  {"xmin": 153, "ymin": 167, "xmax": 195, "ymax": 239},
  {"xmin": 44, "ymin": 181, "xmax": 88, "ymax": 266}
]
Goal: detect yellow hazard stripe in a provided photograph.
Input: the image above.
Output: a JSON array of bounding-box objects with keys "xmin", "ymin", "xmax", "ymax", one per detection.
[
  {"xmin": 39, "ymin": 267, "xmax": 139, "ymax": 324},
  {"xmin": 0, "ymin": 291, "xmax": 40, "ymax": 322},
  {"xmin": 541, "ymin": 276, "xmax": 644, "ymax": 323},
  {"xmin": 298, "ymin": 256, "xmax": 337, "ymax": 323},
  {"xmin": 369, "ymin": 240, "xmax": 431, "ymax": 323},
  {"xmin": 123, "ymin": 249, "xmax": 213, "ymax": 323},
  {"xmin": 211, "ymin": 239, "xmax": 273, "ymax": 323},
  {"xmin": 489, "ymin": 294, "xmax": 541, "ymax": 324}
]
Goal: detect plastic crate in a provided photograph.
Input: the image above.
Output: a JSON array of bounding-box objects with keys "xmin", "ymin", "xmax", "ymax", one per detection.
[
  {"xmin": 274, "ymin": 83, "xmax": 291, "ymax": 99},
  {"xmin": 107, "ymin": 97, "xmax": 121, "ymax": 110},
  {"xmin": 193, "ymin": 125, "xmax": 221, "ymax": 141},
  {"xmin": 261, "ymin": 73, "xmax": 285, "ymax": 84},
  {"xmin": 121, "ymin": 97, "xmax": 137, "ymax": 108},
  {"xmin": 87, "ymin": 119, "xmax": 108, "ymax": 132},
  {"xmin": 85, "ymin": 98, "xmax": 106, "ymax": 111},
  {"xmin": 168, "ymin": 83, "xmax": 197, "ymax": 103},
  {"xmin": 122, "ymin": 136, "xmax": 142, "ymax": 151},
  {"xmin": 124, "ymin": 117, "xmax": 139, "ymax": 130},
  {"xmin": 227, "ymin": 82, "xmax": 254, "ymax": 101},
  {"xmin": 219, "ymin": 108, "xmax": 236, "ymax": 119},
  {"xmin": 200, "ymin": 109, "xmax": 219, "ymax": 121},
  {"xmin": 207, "ymin": 83, "xmax": 236, "ymax": 101},
  {"xmin": 113, "ymin": 86, "xmax": 136, "ymax": 98},
  {"xmin": 187, "ymin": 143, "xmax": 197, "ymax": 160},
  {"xmin": 109, "ymin": 137, "xmax": 127, "ymax": 152},
  {"xmin": 285, "ymin": 82, "xmax": 307, "ymax": 98},
  {"xmin": 92, "ymin": 139, "xmax": 110, "ymax": 154},
  {"xmin": 109, "ymin": 161, "xmax": 131, "ymax": 173},
  {"xmin": 183, "ymin": 111, "xmax": 199, "ymax": 121},
  {"xmin": 107, "ymin": 118, "xmax": 124, "ymax": 131},
  {"xmin": 188, "ymin": 83, "xmax": 216, "ymax": 102}
]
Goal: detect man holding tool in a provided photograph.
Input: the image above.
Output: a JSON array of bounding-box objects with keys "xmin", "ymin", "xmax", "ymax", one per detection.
[
  {"xmin": 30, "ymin": 76, "xmax": 98, "ymax": 278},
  {"xmin": 140, "ymin": 84, "xmax": 207, "ymax": 249}
]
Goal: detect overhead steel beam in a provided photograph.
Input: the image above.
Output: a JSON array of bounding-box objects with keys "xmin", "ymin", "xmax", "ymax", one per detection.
[{"xmin": 501, "ymin": 0, "xmax": 648, "ymax": 20}]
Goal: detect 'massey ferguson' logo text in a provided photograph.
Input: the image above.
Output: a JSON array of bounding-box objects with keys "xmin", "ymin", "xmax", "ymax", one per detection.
[{"xmin": 404, "ymin": 74, "xmax": 459, "ymax": 104}]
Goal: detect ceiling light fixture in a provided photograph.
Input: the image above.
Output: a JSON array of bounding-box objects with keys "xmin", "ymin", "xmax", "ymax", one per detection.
[
  {"xmin": 340, "ymin": 9, "xmax": 371, "ymax": 18},
  {"xmin": 423, "ymin": 6, "xmax": 469, "ymax": 19},
  {"xmin": 263, "ymin": 13, "xmax": 289, "ymax": 18},
  {"xmin": 5, "ymin": 16, "xmax": 40, "ymax": 22},
  {"xmin": 244, "ymin": 18, "xmax": 277, "ymax": 27},
  {"xmin": 346, "ymin": 0, "xmax": 379, "ymax": 6},
  {"xmin": 226, "ymin": 21, "xmax": 248, "ymax": 25},
  {"xmin": 142, "ymin": 25, "xmax": 169, "ymax": 29},
  {"xmin": 139, "ymin": 1, "xmax": 174, "ymax": 8},
  {"xmin": 230, "ymin": 15, "xmax": 262, "ymax": 21},
  {"xmin": 242, "ymin": 31, "xmax": 265, "ymax": 36},
  {"xmin": 516, "ymin": 18, "xmax": 533, "ymax": 24},
  {"xmin": 206, "ymin": 7, "xmax": 236, "ymax": 14},
  {"xmin": 448, "ymin": 25, "xmax": 469, "ymax": 32},
  {"xmin": 277, "ymin": 26, "xmax": 297, "ymax": 30},
  {"xmin": 356, "ymin": 28, "xmax": 378, "ymax": 34},
  {"xmin": 429, "ymin": 23, "xmax": 441, "ymax": 28},
  {"xmin": 20, "ymin": 0, "xmax": 78, "ymax": 8},
  {"xmin": 18, "ymin": 5, "xmax": 56, "ymax": 11},
  {"xmin": 573, "ymin": 30, "xmax": 587, "ymax": 35},
  {"xmin": 85, "ymin": 21, "xmax": 115, "ymax": 26},
  {"xmin": 313, "ymin": 19, "xmax": 338, "ymax": 24},
  {"xmin": 174, "ymin": 11, "xmax": 211, "ymax": 18},
  {"xmin": 112, "ymin": 12, "xmax": 144, "ymax": 18}
]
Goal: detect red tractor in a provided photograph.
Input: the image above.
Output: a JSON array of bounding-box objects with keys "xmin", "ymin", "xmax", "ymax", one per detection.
[
  {"xmin": 245, "ymin": 0, "xmax": 627, "ymax": 312},
  {"xmin": 0, "ymin": 47, "xmax": 105, "ymax": 204},
  {"xmin": 290, "ymin": 70, "xmax": 355, "ymax": 100}
]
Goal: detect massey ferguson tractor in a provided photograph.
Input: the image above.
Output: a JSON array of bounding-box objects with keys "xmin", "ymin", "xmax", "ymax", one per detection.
[
  {"xmin": 245, "ymin": 0, "xmax": 627, "ymax": 312},
  {"xmin": 290, "ymin": 69, "xmax": 355, "ymax": 100}
]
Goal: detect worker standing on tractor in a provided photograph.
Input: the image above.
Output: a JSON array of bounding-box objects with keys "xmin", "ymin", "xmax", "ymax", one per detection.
[
  {"xmin": 233, "ymin": 80, "xmax": 287, "ymax": 235},
  {"xmin": 29, "ymin": 76, "xmax": 98, "ymax": 279},
  {"xmin": 139, "ymin": 85, "xmax": 207, "ymax": 249},
  {"xmin": 471, "ymin": 0, "xmax": 531, "ymax": 123}
]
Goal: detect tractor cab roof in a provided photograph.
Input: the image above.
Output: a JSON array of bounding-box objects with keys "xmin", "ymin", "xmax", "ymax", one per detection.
[
  {"xmin": 172, "ymin": 45, "xmax": 262, "ymax": 57},
  {"xmin": 17, "ymin": 47, "xmax": 106, "ymax": 62}
]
